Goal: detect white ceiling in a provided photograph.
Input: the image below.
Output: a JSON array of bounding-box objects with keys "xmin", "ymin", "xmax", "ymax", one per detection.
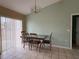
[{"xmin": 0, "ymin": 0, "xmax": 61, "ymax": 15}]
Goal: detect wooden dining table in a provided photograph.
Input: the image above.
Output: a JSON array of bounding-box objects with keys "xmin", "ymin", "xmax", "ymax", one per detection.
[
  {"xmin": 26, "ymin": 35, "xmax": 48, "ymax": 41},
  {"xmin": 26, "ymin": 35, "xmax": 49, "ymax": 49},
  {"xmin": 20, "ymin": 34, "xmax": 49, "ymax": 49}
]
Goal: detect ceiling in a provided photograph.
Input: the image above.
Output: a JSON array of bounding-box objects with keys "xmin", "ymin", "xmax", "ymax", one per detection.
[{"xmin": 0, "ymin": 0, "xmax": 61, "ymax": 15}]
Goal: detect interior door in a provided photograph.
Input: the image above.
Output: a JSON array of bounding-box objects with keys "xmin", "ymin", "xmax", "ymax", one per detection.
[
  {"xmin": 72, "ymin": 16, "xmax": 77, "ymax": 46},
  {"xmin": 76, "ymin": 16, "xmax": 79, "ymax": 46}
]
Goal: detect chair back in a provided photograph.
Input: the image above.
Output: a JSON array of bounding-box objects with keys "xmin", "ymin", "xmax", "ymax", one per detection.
[
  {"xmin": 49, "ymin": 32, "xmax": 52, "ymax": 42},
  {"xmin": 30, "ymin": 33, "xmax": 37, "ymax": 35},
  {"xmin": 21, "ymin": 31, "xmax": 26, "ymax": 35},
  {"xmin": 21, "ymin": 31, "xmax": 29, "ymax": 41},
  {"xmin": 25, "ymin": 33, "xmax": 29, "ymax": 35}
]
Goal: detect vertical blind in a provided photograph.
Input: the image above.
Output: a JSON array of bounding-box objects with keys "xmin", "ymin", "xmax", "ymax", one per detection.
[{"xmin": 1, "ymin": 17, "xmax": 22, "ymax": 52}]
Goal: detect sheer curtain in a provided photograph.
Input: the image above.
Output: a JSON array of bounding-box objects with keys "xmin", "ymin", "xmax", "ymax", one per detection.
[{"xmin": 1, "ymin": 17, "xmax": 22, "ymax": 52}]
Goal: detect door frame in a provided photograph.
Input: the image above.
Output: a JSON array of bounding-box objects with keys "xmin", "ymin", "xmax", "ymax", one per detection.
[
  {"xmin": 0, "ymin": 16, "xmax": 2, "ymax": 54},
  {"xmin": 70, "ymin": 13, "xmax": 79, "ymax": 49}
]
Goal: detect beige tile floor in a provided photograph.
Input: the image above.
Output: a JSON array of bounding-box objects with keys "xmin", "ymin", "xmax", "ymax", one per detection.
[{"xmin": 0, "ymin": 45, "xmax": 79, "ymax": 59}]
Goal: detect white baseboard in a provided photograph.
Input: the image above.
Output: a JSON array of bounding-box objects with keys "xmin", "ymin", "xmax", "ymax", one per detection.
[{"xmin": 52, "ymin": 45, "xmax": 72, "ymax": 49}]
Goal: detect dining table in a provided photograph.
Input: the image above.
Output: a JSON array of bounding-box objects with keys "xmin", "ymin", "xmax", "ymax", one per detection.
[
  {"xmin": 26, "ymin": 35, "xmax": 48, "ymax": 41},
  {"xmin": 20, "ymin": 34, "xmax": 49, "ymax": 49},
  {"xmin": 26, "ymin": 35, "xmax": 49, "ymax": 49}
]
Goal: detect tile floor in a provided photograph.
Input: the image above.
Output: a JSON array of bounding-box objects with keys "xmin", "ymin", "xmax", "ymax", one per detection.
[{"xmin": 0, "ymin": 45, "xmax": 79, "ymax": 59}]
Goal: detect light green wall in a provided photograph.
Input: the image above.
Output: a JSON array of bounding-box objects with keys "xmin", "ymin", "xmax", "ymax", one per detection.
[{"xmin": 26, "ymin": 0, "xmax": 79, "ymax": 48}]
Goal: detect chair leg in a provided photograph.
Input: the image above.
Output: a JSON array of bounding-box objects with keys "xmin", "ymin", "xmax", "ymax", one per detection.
[
  {"xmin": 50, "ymin": 43, "xmax": 52, "ymax": 51},
  {"xmin": 28, "ymin": 43, "xmax": 30, "ymax": 49},
  {"xmin": 39, "ymin": 43, "xmax": 42, "ymax": 52},
  {"xmin": 42, "ymin": 43, "xmax": 45, "ymax": 48},
  {"xmin": 40, "ymin": 42, "xmax": 44, "ymax": 48},
  {"xmin": 29, "ymin": 43, "xmax": 32, "ymax": 50},
  {"xmin": 36, "ymin": 44, "xmax": 38, "ymax": 50},
  {"xmin": 23, "ymin": 43, "xmax": 25, "ymax": 48}
]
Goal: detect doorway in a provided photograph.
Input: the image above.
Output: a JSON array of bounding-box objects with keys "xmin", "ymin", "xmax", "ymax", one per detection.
[
  {"xmin": 72, "ymin": 15, "xmax": 79, "ymax": 49},
  {"xmin": 1, "ymin": 16, "xmax": 22, "ymax": 52}
]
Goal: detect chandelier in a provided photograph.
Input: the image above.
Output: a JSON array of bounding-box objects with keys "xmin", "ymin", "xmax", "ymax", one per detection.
[{"xmin": 31, "ymin": 0, "xmax": 40, "ymax": 13}]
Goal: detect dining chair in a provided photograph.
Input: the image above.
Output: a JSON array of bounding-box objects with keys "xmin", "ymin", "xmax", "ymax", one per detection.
[
  {"xmin": 42, "ymin": 33, "xmax": 52, "ymax": 50},
  {"xmin": 20, "ymin": 31, "xmax": 29, "ymax": 48},
  {"xmin": 29, "ymin": 33, "xmax": 41, "ymax": 50}
]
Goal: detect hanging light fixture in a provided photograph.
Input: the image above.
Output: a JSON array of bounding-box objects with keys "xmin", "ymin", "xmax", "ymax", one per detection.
[{"xmin": 31, "ymin": 0, "xmax": 40, "ymax": 13}]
